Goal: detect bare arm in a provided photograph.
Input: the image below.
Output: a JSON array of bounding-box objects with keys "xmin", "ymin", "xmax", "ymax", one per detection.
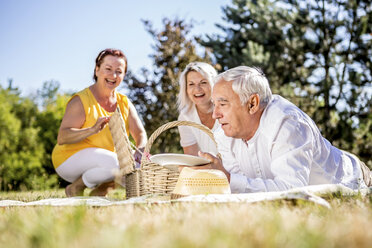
[
  {"xmin": 128, "ymin": 100, "xmax": 147, "ymax": 149},
  {"xmin": 183, "ymin": 144, "xmax": 199, "ymax": 156},
  {"xmin": 57, "ymin": 96, "xmax": 110, "ymax": 145}
]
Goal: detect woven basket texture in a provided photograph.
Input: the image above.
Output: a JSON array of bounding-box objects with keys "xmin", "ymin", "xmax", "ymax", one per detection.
[
  {"xmin": 108, "ymin": 107, "xmax": 135, "ymax": 180},
  {"xmin": 110, "ymin": 116, "xmax": 217, "ymax": 199}
]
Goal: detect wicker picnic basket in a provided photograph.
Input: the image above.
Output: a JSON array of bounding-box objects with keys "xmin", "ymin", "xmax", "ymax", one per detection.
[{"xmin": 109, "ymin": 107, "xmax": 218, "ymax": 199}]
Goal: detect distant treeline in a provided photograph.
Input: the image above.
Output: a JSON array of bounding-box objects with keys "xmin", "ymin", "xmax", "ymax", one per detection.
[
  {"xmin": 1, "ymin": 0, "xmax": 371, "ymax": 190},
  {"xmin": 0, "ymin": 80, "xmax": 69, "ymax": 190}
]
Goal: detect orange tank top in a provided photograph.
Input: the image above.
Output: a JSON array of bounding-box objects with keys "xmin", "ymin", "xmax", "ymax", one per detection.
[{"xmin": 51, "ymin": 87, "xmax": 130, "ymax": 168}]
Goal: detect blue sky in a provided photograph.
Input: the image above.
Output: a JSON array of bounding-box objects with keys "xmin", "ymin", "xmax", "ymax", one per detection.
[{"xmin": 0, "ymin": 0, "xmax": 229, "ymax": 96}]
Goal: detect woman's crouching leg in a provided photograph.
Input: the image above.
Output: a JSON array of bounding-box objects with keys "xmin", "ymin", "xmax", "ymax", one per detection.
[{"xmin": 56, "ymin": 148, "xmax": 119, "ymax": 197}]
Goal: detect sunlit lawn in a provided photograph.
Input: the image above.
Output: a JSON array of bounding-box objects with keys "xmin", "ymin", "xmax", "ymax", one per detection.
[{"xmin": 0, "ymin": 189, "xmax": 371, "ymax": 248}]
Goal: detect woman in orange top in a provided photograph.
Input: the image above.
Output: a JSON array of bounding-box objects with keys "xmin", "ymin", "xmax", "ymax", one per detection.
[{"xmin": 52, "ymin": 48, "xmax": 147, "ymax": 197}]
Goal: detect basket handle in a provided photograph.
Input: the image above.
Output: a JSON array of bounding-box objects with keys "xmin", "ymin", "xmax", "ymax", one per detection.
[{"xmin": 141, "ymin": 120, "xmax": 218, "ymax": 166}]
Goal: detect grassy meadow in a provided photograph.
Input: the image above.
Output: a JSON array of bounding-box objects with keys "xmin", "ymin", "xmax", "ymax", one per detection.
[{"xmin": 0, "ymin": 189, "xmax": 371, "ymax": 248}]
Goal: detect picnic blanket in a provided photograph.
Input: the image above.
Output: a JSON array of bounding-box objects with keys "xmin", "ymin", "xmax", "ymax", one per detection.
[{"xmin": 1, "ymin": 184, "xmax": 370, "ymax": 209}]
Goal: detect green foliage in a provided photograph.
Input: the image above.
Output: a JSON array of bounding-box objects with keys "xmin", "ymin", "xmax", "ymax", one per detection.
[
  {"xmin": 0, "ymin": 83, "xmax": 55, "ymax": 190},
  {"xmin": 35, "ymin": 81, "xmax": 71, "ymax": 186},
  {"xmin": 202, "ymin": 0, "xmax": 372, "ymax": 165},
  {"xmin": 124, "ymin": 18, "xmax": 214, "ymax": 154},
  {"xmin": 0, "ymin": 80, "xmax": 69, "ymax": 191},
  {"xmin": 36, "ymin": 80, "xmax": 61, "ymax": 108}
]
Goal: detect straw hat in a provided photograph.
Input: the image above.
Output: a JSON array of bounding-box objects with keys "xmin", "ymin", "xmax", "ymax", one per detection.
[{"xmin": 171, "ymin": 167, "xmax": 231, "ymax": 199}]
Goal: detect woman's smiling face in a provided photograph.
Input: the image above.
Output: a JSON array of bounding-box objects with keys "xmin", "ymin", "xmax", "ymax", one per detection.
[
  {"xmin": 186, "ymin": 71, "xmax": 212, "ymax": 106},
  {"xmin": 95, "ymin": 55, "xmax": 126, "ymax": 89}
]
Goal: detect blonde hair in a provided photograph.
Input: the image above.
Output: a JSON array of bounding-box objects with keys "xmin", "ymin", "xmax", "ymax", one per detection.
[{"xmin": 177, "ymin": 62, "xmax": 217, "ymax": 112}]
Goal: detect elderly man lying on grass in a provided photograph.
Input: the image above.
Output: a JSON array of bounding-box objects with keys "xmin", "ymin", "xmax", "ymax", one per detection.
[{"xmin": 195, "ymin": 66, "xmax": 371, "ymax": 193}]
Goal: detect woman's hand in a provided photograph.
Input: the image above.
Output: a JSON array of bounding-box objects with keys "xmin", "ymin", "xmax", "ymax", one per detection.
[
  {"xmin": 92, "ymin": 116, "xmax": 111, "ymax": 134},
  {"xmin": 57, "ymin": 96, "xmax": 112, "ymax": 145},
  {"xmin": 133, "ymin": 147, "xmax": 145, "ymax": 164}
]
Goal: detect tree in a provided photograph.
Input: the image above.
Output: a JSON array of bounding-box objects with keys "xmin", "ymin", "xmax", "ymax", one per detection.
[
  {"xmin": 0, "ymin": 81, "xmax": 59, "ymax": 190},
  {"xmin": 202, "ymin": 0, "xmax": 372, "ymax": 165},
  {"xmin": 36, "ymin": 80, "xmax": 61, "ymax": 108},
  {"xmin": 35, "ymin": 81, "xmax": 71, "ymax": 187},
  {"xmin": 124, "ymin": 18, "xmax": 214, "ymax": 154}
]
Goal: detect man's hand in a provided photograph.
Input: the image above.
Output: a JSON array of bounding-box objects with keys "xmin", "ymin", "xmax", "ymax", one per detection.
[{"xmin": 180, "ymin": 151, "xmax": 231, "ymax": 182}]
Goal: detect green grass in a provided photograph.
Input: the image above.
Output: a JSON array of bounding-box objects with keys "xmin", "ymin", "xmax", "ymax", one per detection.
[{"xmin": 0, "ymin": 190, "xmax": 371, "ymax": 248}]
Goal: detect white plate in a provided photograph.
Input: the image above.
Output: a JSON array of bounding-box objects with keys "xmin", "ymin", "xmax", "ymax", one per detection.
[{"xmin": 150, "ymin": 153, "xmax": 210, "ymax": 170}]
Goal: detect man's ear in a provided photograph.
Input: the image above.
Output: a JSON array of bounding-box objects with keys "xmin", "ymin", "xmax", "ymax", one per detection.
[{"xmin": 248, "ymin": 94, "xmax": 260, "ymax": 114}]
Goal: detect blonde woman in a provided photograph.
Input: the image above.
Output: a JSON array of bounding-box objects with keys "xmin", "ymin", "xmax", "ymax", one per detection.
[{"xmin": 177, "ymin": 62, "xmax": 219, "ymax": 156}]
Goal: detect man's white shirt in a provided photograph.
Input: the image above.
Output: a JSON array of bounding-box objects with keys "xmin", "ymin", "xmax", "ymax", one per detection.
[{"xmin": 215, "ymin": 95, "xmax": 366, "ymax": 193}]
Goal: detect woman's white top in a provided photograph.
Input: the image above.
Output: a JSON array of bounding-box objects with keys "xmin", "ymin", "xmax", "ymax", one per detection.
[
  {"xmin": 215, "ymin": 95, "xmax": 366, "ymax": 193},
  {"xmin": 178, "ymin": 105, "xmax": 220, "ymax": 155}
]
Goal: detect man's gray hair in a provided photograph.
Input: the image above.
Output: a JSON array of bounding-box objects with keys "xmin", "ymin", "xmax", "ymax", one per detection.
[
  {"xmin": 215, "ymin": 66, "xmax": 272, "ymax": 108},
  {"xmin": 177, "ymin": 62, "xmax": 217, "ymax": 112}
]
